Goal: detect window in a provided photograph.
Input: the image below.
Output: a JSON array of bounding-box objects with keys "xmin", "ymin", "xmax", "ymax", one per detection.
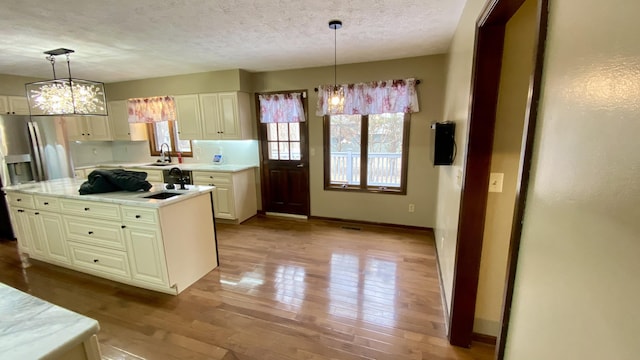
[
  {"xmin": 266, "ymin": 122, "xmax": 301, "ymax": 160},
  {"xmin": 147, "ymin": 121, "xmax": 192, "ymax": 157},
  {"xmin": 324, "ymin": 113, "xmax": 409, "ymax": 194}
]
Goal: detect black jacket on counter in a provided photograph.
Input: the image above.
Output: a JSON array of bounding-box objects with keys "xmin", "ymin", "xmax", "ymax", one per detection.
[{"xmin": 79, "ymin": 169, "xmax": 152, "ymax": 195}]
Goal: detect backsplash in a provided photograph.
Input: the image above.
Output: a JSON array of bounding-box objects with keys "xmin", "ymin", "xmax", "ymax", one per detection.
[{"xmin": 72, "ymin": 140, "xmax": 259, "ymax": 167}]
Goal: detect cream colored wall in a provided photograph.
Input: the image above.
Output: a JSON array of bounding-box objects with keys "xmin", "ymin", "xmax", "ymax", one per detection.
[
  {"xmin": 505, "ymin": 0, "xmax": 640, "ymax": 358},
  {"xmin": 252, "ymin": 55, "xmax": 446, "ymax": 227},
  {"xmin": 0, "ymin": 74, "xmax": 43, "ymax": 96},
  {"xmin": 474, "ymin": 0, "xmax": 537, "ymax": 337},
  {"xmin": 435, "ymin": 0, "xmax": 489, "ymax": 313},
  {"xmin": 104, "ymin": 69, "xmax": 245, "ymax": 100}
]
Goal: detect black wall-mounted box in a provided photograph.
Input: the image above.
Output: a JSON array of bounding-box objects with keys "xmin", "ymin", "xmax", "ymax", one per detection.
[{"xmin": 431, "ymin": 122, "xmax": 455, "ymax": 166}]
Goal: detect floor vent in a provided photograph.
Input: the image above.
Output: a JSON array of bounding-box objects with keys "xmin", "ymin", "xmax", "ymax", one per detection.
[{"xmin": 341, "ymin": 225, "xmax": 361, "ymax": 231}]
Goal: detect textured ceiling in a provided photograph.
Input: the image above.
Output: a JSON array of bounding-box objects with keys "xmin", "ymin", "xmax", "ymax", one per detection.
[{"xmin": 0, "ymin": 0, "xmax": 466, "ymax": 83}]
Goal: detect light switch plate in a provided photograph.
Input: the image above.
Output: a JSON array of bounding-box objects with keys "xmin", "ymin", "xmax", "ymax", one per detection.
[{"xmin": 489, "ymin": 172, "xmax": 504, "ymax": 193}]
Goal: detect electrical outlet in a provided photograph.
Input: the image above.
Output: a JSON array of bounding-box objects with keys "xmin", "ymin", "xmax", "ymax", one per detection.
[{"xmin": 408, "ymin": 204, "xmax": 415, "ymax": 213}]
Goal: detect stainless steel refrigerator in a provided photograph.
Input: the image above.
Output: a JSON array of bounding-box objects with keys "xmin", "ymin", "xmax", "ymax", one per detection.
[{"xmin": 0, "ymin": 115, "xmax": 75, "ymax": 239}]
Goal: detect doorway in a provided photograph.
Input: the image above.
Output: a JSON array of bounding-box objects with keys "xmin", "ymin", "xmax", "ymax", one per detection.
[
  {"xmin": 447, "ymin": 0, "xmax": 548, "ymax": 357},
  {"xmin": 256, "ymin": 91, "xmax": 311, "ymax": 216}
]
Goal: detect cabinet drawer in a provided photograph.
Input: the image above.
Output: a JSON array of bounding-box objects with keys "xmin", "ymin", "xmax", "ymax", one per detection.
[
  {"xmin": 63, "ymin": 216, "xmax": 125, "ymax": 250},
  {"xmin": 34, "ymin": 195, "xmax": 61, "ymax": 211},
  {"xmin": 192, "ymin": 172, "xmax": 232, "ymax": 186},
  {"xmin": 68, "ymin": 243, "xmax": 130, "ymax": 279},
  {"xmin": 6, "ymin": 193, "xmax": 35, "ymax": 209},
  {"xmin": 60, "ymin": 199, "xmax": 121, "ymax": 220},
  {"xmin": 121, "ymin": 206, "xmax": 159, "ymax": 227}
]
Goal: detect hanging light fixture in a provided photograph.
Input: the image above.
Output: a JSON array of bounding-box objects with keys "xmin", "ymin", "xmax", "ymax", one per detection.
[
  {"xmin": 328, "ymin": 19, "xmax": 344, "ymax": 113},
  {"xmin": 25, "ymin": 48, "xmax": 107, "ymax": 116}
]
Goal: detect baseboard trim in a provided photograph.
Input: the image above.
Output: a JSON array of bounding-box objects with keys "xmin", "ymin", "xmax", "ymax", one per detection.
[
  {"xmin": 265, "ymin": 212, "xmax": 308, "ymax": 220},
  {"xmin": 472, "ymin": 332, "xmax": 497, "ymax": 345},
  {"xmin": 309, "ymin": 215, "xmax": 431, "ymax": 231},
  {"xmin": 432, "ymin": 234, "xmax": 450, "ymax": 334}
]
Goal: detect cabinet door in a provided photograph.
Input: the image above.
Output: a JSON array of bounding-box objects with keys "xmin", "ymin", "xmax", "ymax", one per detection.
[
  {"xmin": 124, "ymin": 226, "xmax": 169, "ymax": 286},
  {"xmin": 218, "ymin": 92, "xmax": 241, "ymax": 139},
  {"xmin": 109, "ymin": 100, "xmax": 147, "ymax": 141},
  {"xmin": 213, "ymin": 185, "xmax": 235, "ymax": 219},
  {"xmin": 64, "ymin": 117, "xmax": 85, "ymax": 141},
  {"xmin": 86, "ymin": 116, "xmax": 112, "ymax": 141},
  {"xmin": 27, "ymin": 210, "xmax": 47, "ymax": 257},
  {"xmin": 40, "ymin": 212, "xmax": 70, "ymax": 264},
  {"xmin": 8, "ymin": 96, "xmax": 30, "ymax": 115},
  {"xmin": 0, "ymin": 96, "xmax": 8, "ymax": 114},
  {"xmin": 174, "ymin": 94, "xmax": 202, "ymax": 140},
  {"xmin": 199, "ymin": 93, "xmax": 221, "ymax": 139},
  {"xmin": 10, "ymin": 208, "xmax": 31, "ymax": 251}
]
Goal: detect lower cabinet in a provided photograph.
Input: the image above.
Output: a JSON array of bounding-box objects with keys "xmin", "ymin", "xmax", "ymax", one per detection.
[
  {"xmin": 192, "ymin": 168, "xmax": 257, "ymax": 223},
  {"xmin": 6, "ymin": 191, "xmax": 217, "ymax": 295}
]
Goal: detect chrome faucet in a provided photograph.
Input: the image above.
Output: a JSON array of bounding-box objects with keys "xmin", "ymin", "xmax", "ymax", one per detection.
[{"xmin": 159, "ymin": 143, "xmax": 171, "ymax": 163}]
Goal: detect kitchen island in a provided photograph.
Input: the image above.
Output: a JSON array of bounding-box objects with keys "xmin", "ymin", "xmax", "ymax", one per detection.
[
  {"xmin": 0, "ymin": 282, "xmax": 102, "ymax": 359},
  {"xmin": 3, "ymin": 178, "xmax": 218, "ymax": 295}
]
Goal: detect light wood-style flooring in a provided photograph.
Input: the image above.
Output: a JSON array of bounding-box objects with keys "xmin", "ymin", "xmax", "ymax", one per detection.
[{"xmin": 0, "ymin": 216, "xmax": 494, "ymax": 359}]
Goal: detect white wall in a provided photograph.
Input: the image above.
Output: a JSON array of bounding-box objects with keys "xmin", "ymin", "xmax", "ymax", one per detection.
[
  {"xmin": 505, "ymin": 0, "xmax": 640, "ymax": 358},
  {"xmin": 435, "ymin": 0, "xmax": 488, "ymax": 314}
]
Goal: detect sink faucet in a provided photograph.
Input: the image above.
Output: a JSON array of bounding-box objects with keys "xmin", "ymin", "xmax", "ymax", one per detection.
[
  {"xmin": 168, "ymin": 167, "xmax": 187, "ymax": 190},
  {"xmin": 159, "ymin": 143, "xmax": 171, "ymax": 163}
]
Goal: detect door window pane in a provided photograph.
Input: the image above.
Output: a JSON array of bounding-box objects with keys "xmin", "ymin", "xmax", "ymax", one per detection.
[
  {"xmin": 290, "ymin": 142, "xmax": 301, "ymax": 160},
  {"xmin": 268, "ymin": 142, "xmax": 279, "ymax": 160},
  {"xmin": 279, "ymin": 142, "xmax": 290, "ymax": 160},
  {"xmin": 289, "ymin": 122, "xmax": 300, "ymax": 141},
  {"xmin": 267, "ymin": 123, "xmax": 278, "ymax": 141},
  {"xmin": 278, "ymin": 123, "xmax": 289, "ymax": 141},
  {"xmin": 367, "ymin": 113, "xmax": 404, "ymax": 187}
]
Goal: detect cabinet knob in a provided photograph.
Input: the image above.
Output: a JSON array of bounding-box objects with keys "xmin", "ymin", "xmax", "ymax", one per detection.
[
  {"xmin": 17, "ymin": 209, "xmax": 24, "ymax": 213},
  {"xmin": 135, "ymin": 215, "xmax": 141, "ymax": 219},
  {"xmin": 84, "ymin": 207, "xmax": 90, "ymax": 211},
  {"xmin": 88, "ymin": 231, "xmax": 94, "ymax": 235},
  {"xmin": 44, "ymin": 202, "xmax": 49, "ymax": 205},
  {"xmin": 16, "ymin": 198, "xmax": 21, "ymax": 202},
  {"xmin": 93, "ymin": 259, "xmax": 99, "ymax": 263},
  {"xmin": 121, "ymin": 225, "xmax": 126, "ymax": 229},
  {"xmin": 34, "ymin": 212, "xmax": 39, "ymax": 215}
]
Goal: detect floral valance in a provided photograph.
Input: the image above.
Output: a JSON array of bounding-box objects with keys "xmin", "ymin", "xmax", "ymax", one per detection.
[
  {"xmin": 127, "ymin": 96, "xmax": 176, "ymax": 123},
  {"xmin": 315, "ymin": 78, "xmax": 419, "ymax": 116},
  {"xmin": 259, "ymin": 93, "xmax": 306, "ymax": 123}
]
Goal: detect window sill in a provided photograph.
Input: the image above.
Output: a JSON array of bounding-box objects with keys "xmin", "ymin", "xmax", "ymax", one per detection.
[{"xmin": 324, "ymin": 185, "xmax": 406, "ymax": 195}]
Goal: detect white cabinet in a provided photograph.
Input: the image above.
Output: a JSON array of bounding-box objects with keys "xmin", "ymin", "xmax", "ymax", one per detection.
[
  {"xmin": 108, "ymin": 100, "xmax": 148, "ymax": 141},
  {"xmin": 66, "ymin": 116, "xmax": 112, "ymax": 141},
  {"xmin": 192, "ymin": 169, "xmax": 257, "ymax": 223},
  {"xmin": 199, "ymin": 92, "xmax": 252, "ymax": 140},
  {"xmin": 0, "ymin": 95, "xmax": 30, "ymax": 115},
  {"xmin": 174, "ymin": 94, "xmax": 202, "ymax": 140},
  {"xmin": 38, "ymin": 211, "xmax": 70, "ymax": 264}
]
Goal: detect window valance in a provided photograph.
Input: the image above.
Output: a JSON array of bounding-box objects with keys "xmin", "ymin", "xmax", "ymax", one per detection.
[
  {"xmin": 315, "ymin": 78, "xmax": 419, "ymax": 116},
  {"xmin": 127, "ymin": 96, "xmax": 176, "ymax": 123},
  {"xmin": 259, "ymin": 93, "xmax": 306, "ymax": 123}
]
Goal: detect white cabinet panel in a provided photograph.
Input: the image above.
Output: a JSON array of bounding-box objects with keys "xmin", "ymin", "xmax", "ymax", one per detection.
[
  {"xmin": 124, "ymin": 226, "xmax": 168, "ymax": 286},
  {"xmin": 174, "ymin": 94, "xmax": 202, "ymax": 140},
  {"xmin": 39, "ymin": 212, "xmax": 70, "ymax": 264},
  {"xmin": 68, "ymin": 243, "xmax": 131, "ymax": 279}
]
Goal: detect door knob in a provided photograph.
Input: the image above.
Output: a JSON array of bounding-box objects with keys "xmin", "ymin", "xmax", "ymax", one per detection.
[{"xmin": 297, "ymin": 164, "xmax": 304, "ymax": 168}]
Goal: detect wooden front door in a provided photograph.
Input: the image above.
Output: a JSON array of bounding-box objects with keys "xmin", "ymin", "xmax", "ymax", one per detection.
[{"xmin": 258, "ymin": 92, "xmax": 310, "ymax": 216}]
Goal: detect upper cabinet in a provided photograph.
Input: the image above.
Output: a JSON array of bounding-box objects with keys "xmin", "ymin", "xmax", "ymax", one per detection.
[
  {"xmin": 200, "ymin": 92, "xmax": 252, "ymax": 140},
  {"xmin": 66, "ymin": 116, "xmax": 112, "ymax": 141},
  {"xmin": 174, "ymin": 94, "xmax": 203, "ymax": 140},
  {"xmin": 108, "ymin": 100, "xmax": 148, "ymax": 141},
  {"xmin": 0, "ymin": 95, "xmax": 30, "ymax": 115},
  {"xmin": 174, "ymin": 92, "xmax": 253, "ymax": 141}
]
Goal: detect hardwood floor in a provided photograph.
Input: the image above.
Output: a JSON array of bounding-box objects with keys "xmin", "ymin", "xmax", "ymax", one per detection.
[{"xmin": 0, "ymin": 216, "xmax": 494, "ymax": 360}]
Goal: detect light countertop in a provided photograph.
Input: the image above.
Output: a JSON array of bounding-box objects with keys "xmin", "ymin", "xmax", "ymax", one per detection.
[
  {"xmin": 76, "ymin": 162, "xmax": 257, "ymax": 173},
  {"xmin": 2, "ymin": 178, "xmax": 214, "ymax": 208},
  {"xmin": 0, "ymin": 282, "xmax": 100, "ymax": 359}
]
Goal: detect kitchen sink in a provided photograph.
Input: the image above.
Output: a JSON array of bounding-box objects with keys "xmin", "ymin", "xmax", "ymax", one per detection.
[{"xmin": 142, "ymin": 192, "xmax": 184, "ymax": 200}]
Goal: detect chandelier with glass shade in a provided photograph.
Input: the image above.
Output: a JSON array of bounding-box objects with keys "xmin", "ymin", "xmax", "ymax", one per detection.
[{"xmin": 25, "ymin": 48, "xmax": 107, "ymax": 116}]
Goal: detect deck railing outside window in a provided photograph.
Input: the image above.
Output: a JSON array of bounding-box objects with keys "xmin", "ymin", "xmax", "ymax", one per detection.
[{"xmin": 331, "ymin": 152, "xmax": 402, "ymax": 187}]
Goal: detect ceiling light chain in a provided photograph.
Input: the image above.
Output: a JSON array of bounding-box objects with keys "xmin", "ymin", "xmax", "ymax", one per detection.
[{"xmin": 328, "ymin": 19, "xmax": 344, "ymax": 113}]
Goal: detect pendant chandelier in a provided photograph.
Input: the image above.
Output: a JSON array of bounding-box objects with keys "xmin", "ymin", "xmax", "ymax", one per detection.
[
  {"xmin": 25, "ymin": 48, "xmax": 107, "ymax": 116},
  {"xmin": 328, "ymin": 20, "xmax": 344, "ymax": 114}
]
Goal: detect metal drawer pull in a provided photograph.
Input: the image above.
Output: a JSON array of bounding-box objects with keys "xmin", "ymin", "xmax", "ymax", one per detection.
[
  {"xmin": 17, "ymin": 209, "xmax": 24, "ymax": 213},
  {"xmin": 88, "ymin": 231, "xmax": 94, "ymax": 235},
  {"xmin": 34, "ymin": 212, "xmax": 39, "ymax": 215},
  {"xmin": 44, "ymin": 202, "xmax": 49, "ymax": 205}
]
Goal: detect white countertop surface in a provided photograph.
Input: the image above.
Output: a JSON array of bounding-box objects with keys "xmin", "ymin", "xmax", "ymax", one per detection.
[
  {"xmin": 2, "ymin": 178, "xmax": 215, "ymax": 208},
  {"xmin": 0, "ymin": 282, "xmax": 100, "ymax": 359},
  {"xmin": 77, "ymin": 162, "xmax": 257, "ymax": 172}
]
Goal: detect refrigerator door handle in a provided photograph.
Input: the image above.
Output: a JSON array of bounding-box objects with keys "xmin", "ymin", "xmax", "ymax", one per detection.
[{"xmin": 28, "ymin": 120, "xmax": 45, "ymax": 182}]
